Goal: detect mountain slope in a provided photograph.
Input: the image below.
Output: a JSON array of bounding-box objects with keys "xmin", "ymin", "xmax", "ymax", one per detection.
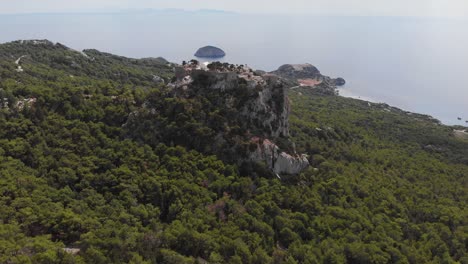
[
  {"xmin": 0, "ymin": 40, "xmax": 173, "ymax": 85},
  {"xmin": 0, "ymin": 40, "xmax": 466, "ymax": 263}
]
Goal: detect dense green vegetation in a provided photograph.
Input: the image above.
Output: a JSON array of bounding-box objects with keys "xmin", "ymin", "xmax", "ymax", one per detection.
[
  {"xmin": 288, "ymin": 89, "xmax": 468, "ymax": 263},
  {"xmin": 0, "ymin": 41, "xmax": 466, "ymax": 263}
]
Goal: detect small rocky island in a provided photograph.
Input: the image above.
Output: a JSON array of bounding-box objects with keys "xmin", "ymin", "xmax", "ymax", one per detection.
[{"xmin": 194, "ymin": 46, "xmax": 226, "ymax": 58}]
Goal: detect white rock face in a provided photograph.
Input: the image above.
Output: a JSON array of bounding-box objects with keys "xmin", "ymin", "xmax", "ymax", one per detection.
[
  {"xmin": 14, "ymin": 55, "xmax": 26, "ymax": 72},
  {"xmin": 274, "ymin": 152, "xmax": 310, "ymax": 175},
  {"xmin": 16, "ymin": 98, "xmax": 37, "ymax": 110},
  {"xmin": 15, "ymin": 55, "xmax": 25, "ymax": 65},
  {"xmin": 249, "ymin": 137, "xmax": 309, "ymax": 175},
  {"xmin": 63, "ymin": 248, "xmax": 81, "ymax": 255}
]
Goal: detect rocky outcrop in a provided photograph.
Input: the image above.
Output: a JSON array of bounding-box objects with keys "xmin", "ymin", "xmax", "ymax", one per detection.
[
  {"xmin": 249, "ymin": 137, "xmax": 309, "ymax": 175},
  {"xmin": 18, "ymin": 39, "xmax": 56, "ymax": 46},
  {"xmin": 171, "ymin": 62, "xmax": 290, "ymax": 138},
  {"xmin": 63, "ymin": 248, "xmax": 81, "ymax": 255},
  {"xmin": 167, "ymin": 61, "xmax": 309, "ymax": 175},
  {"xmin": 194, "ymin": 46, "xmax": 226, "ymax": 58},
  {"xmin": 0, "ymin": 97, "xmax": 37, "ymax": 110},
  {"xmin": 16, "ymin": 98, "xmax": 37, "ymax": 110}
]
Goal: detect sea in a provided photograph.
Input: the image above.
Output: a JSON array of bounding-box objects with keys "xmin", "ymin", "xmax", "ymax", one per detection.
[{"xmin": 1, "ymin": 10, "xmax": 467, "ymax": 125}]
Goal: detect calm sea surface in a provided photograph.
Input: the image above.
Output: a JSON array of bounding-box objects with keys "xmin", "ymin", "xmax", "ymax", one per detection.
[{"xmin": 1, "ymin": 11, "xmax": 467, "ymax": 125}]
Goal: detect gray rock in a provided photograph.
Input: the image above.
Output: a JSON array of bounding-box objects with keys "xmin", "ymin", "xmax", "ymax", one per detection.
[
  {"xmin": 249, "ymin": 138, "xmax": 309, "ymax": 175},
  {"xmin": 152, "ymin": 75, "xmax": 165, "ymax": 84}
]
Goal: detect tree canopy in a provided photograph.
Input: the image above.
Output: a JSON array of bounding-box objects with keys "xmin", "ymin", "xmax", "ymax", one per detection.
[{"xmin": 0, "ymin": 41, "xmax": 466, "ymax": 263}]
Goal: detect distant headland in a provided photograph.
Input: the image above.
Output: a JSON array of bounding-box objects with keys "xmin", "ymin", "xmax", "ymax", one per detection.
[{"xmin": 194, "ymin": 46, "xmax": 226, "ymax": 58}]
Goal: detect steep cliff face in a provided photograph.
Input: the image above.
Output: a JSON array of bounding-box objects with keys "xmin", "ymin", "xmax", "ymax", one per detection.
[
  {"xmin": 171, "ymin": 63, "xmax": 290, "ymax": 138},
  {"xmin": 165, "ymin": 62, "xmax": 309, "ymax": 175},
  {"xmin": 249, "ymin": 137, "xmax": 309, "ymax": 175}
]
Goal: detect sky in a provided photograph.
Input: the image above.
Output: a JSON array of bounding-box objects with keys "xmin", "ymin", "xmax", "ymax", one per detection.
[{"xmin": 1, "ymin": 0, "xmax": 468, "ymax": 17}]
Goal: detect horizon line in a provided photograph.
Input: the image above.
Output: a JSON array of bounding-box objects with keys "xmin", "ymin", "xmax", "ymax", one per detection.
[{"xmin": 0, "ymin": 8, "xmax": 467, "ymax": 20}]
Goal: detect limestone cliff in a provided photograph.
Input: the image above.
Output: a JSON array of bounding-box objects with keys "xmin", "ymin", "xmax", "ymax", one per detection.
[
  {"xmin": 167, "ymin": 61, "xmax": 309, "ymax": 175},
  {"xmin": 171, "ymin": 62, "xmax": 290, "ymax": 138},
  {"xmin": 249, "ymin": 137, "xmax": 309, "ymax": 175}
]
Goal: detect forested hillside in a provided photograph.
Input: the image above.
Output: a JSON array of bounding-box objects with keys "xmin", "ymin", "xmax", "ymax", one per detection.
[{"xmin": 0, "ymin": 41, "xmax": 466, "ymax": 263}]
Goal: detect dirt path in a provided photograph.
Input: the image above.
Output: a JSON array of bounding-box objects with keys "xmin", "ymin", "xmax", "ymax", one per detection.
[{"xmin": 15, "ymin": 55, "xmax": 26, "ymax": 65}]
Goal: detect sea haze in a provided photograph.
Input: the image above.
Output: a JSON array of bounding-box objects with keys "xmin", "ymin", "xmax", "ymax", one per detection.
[{"xmin": 0, "ymin": 10, "xmax": 467, "ymax": 125}]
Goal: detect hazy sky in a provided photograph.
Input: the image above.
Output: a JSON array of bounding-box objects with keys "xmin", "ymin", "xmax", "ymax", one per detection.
[{"xmin": 1, "ymin": 0, "xmax": 468, "ymax": 17}]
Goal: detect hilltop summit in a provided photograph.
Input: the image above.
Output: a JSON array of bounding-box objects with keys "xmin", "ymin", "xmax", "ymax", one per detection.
[{"xmin": 126, "ymin": 60, "xmax": 310, "ymax": 175}]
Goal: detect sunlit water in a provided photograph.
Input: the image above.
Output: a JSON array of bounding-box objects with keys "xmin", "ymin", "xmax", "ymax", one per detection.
[{"xmin": 1, "ymin": 11, "xmax": 467, "ymax": 125}]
